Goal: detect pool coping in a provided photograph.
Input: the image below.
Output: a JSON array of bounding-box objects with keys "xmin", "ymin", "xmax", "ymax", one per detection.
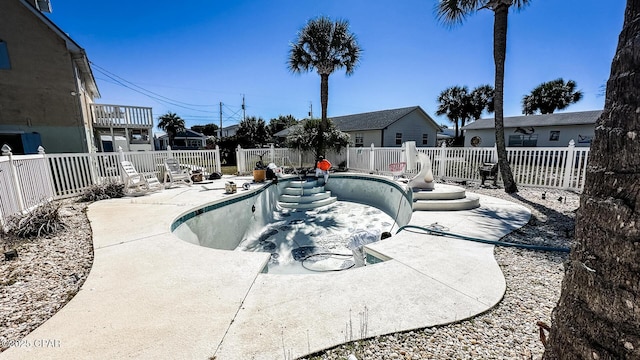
[{"xmin": 0, "ymin": 174, "xmax": 531, "ymax": 360}]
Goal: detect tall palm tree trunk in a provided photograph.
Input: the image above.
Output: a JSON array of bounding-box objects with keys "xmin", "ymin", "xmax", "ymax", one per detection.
[
  {"xmin": 543, "ymin": 1, "xmax": 640, "ymax": 358},
  {"xmin": 318, "ymin": 73, "xmax": 329, "ymax": 157},
  {"xmin": 493, "ymin": 3, "xmax": 517, "ymax": 193}
]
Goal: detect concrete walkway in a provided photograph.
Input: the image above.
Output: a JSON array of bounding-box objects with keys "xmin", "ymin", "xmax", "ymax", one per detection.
[{"xmin": 1, "ymin": 176, "xmax": 530, "ymax": 360}]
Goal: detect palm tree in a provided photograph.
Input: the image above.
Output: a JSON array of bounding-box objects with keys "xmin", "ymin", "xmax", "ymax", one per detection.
[
  {"xmin": 157, "ymin": 112, "xmax": 185, "ymax": 148},
  {"xmin": 469, "ymin": 84, "xmax": 495, "ymax": 120},
  {"xmin": 522, "ymin": 78, "xmax": 584, "ymax": 115},
  {"xmin": 436, "ymin": 84, "xmax": 494, "ymax": 144},
  {"xmin": 285, "ymin": 119, "xmax": 350, "ymax": 162},
  {"xmin": 436, "ymin": 85, "xmax": 469, "ymax": 140},
  {"xmin": 436, "ymin": 0, "xmax": 529, "ymax": 193},
  {"xmin": 288, "ymin": 16, "xmax": 361, "ymax": 156},
  {"xmin": 543, "ymin": 1, "xmax": 640, "ymax": 358},
  {"xmin": 236, "ymin": 116, "xmax": 269, "ymax": 148}
]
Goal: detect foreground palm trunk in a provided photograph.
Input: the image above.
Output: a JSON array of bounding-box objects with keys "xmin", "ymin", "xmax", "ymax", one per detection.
[
  {"xmin": 543, "ymin": 1, "xmax": 640, "ymax": 358},
  {"xmin": 492, "ymin": 3, "xmax": 517, "ymax": 193}
]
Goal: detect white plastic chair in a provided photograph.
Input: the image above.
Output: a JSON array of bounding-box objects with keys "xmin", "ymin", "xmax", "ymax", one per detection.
[
  {"xmin": 120, "ymin": 161, "xmax": 163, "ymax": 195},
  {"xmin": 163, "ymin": 158, "xmax": 193, "ymax": 188}
]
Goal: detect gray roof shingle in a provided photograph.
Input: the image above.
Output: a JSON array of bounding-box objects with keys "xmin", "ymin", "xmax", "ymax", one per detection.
[
  {"xmin": 461, "ymin": 110, "xmax": 602, "ymax": 130},
  {"xmin": 274, "ymin": 106, "xmax": 438, "ymax": 137},
  {"xmin": 329, "ymin": 106, "xmax": 423, "ymax": 131}
]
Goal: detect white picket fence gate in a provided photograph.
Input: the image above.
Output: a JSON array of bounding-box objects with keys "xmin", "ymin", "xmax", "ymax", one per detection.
[{"xmin": 0, "ymin": 146, "xmax": 221, "ymax": 229}]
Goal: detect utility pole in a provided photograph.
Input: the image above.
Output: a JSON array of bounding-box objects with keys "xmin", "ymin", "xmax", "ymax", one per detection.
[
  {"xmin": 219, "ymin": 102, "xmax": 223, "ymax": 139},
  {"xmin": 242, "ymin": 94, "xmax": 246, "ymax": 122},
  {"xmin": 309, "ymin": 101, "xmax": 313, "ymax": 119}
]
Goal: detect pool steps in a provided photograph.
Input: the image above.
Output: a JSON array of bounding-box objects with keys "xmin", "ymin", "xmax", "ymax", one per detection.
[
  {"xmin": 412, "ymin": 184, "xmax": 480, "ymax": 211},
  {"xmin": 278, "ymin": 179, "xmax": 337, "ymax": 209}
]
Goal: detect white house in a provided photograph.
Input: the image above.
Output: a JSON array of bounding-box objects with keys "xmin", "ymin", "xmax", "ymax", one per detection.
[
  {"xmin": 461, "ymin": 110, "xmax": 601, "ymax": 147},
  {"xmin": 331, "ymin": 106, "xmax": 441, "ymax": 147},
  {"xmin": 221, "ymin": 124, "xmax": 239, "ymax": 137},
  {"xmin": 276, "ymin": 106, "xmax": 441, "ymax": 147}
]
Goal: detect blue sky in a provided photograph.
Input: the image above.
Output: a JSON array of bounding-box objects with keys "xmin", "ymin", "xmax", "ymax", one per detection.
[{"xmin": 47, "ymin": 0, "xmax": 626, "ymax": 131}]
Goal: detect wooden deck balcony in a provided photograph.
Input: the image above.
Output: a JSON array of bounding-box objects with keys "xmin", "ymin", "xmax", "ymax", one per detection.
[{"xmin": 91, "ymin": 104, "xmax": 153, "ymax": 129}]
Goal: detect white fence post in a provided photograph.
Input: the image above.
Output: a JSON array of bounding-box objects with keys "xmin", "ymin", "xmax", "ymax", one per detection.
[
  {"xmin": 236, "ymin": 145, "xmax": 242, "ymax": 174},
  {"xmin": 215, "ymin": 145, "xmax": 222, "ymax": 172},
  {"xmin": 346, "ymin": 145, "xmax": 350, "ymax": 169},
  {"xmin": 167, "ymin": 145, "xmax": 174, "ymax": 159},
  {"xmin": 491, "ymin": 144, "xmax": 498, "ymax": 163},
  {"xmin": 38, "ymin": 146, "xmax": 56, "ymax": 198},
  {"xmin": 2, "ymin": 145, "xmax": 25, "ymax": 212},
  {"xmin": 438, "ymin": 142, "xmax": 446, "ymax": 179},
  {"xmin": 369, "ymin": 143, "xmax": 375, "ymax": 172},
  {"xmin": 269, "ymin": 144, "xmax": 275, "ymax": 163},
  {"xmin": 562, "ymin": 140, "xmax": 576, "ymax": 189}
]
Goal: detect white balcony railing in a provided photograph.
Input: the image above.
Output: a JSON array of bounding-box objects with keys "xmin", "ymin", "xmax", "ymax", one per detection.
[{"xmin": 91, "ymin": 104, "xmax": 153, "ymax": 128}]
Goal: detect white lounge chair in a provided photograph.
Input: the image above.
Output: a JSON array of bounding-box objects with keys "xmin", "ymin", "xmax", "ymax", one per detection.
[
  {"xmin": 120, "ymin": 161, "xmax": 163, "ymax": 195},
  {"xmin": 163, "ymin": 158, "xmax": 193, "ymax": 188}
]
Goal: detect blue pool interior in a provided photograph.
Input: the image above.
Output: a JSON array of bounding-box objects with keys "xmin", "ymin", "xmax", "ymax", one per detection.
[{"xmin": 172, "ymin": 174, "xmax": 413, "ymax": 274}]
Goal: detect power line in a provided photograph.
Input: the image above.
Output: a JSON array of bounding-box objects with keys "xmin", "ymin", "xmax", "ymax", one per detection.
[{"xmin": 90, "ymin": 62, "xmax": 215, "ymax": 113}]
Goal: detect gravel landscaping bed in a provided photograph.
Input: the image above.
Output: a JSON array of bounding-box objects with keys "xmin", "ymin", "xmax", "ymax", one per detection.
[{"xmin": 1, "ymin": 200, "xmax": 93, "ymax": 352}]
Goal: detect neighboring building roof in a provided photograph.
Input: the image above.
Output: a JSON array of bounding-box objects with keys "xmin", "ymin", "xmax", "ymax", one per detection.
[
  {"xmin": 222, "ymin": 124, "xmax": 239, "ymax": 131},
  {"xmin": 274, "ymin": 106, "xmax": 439, "ymax": 137},
  {"xmin": 330, "ymin": 106, "xmax": 439, "ymax": 131},
  {"xmin": 461, "ymin": 110, "xmax": 602, "ymax": 130},
  {"xmin": 20, "ymin": 0, "xmax": 100, "ymax": 98},
  {"xmin": 155, "ymin": 129, "xmax": 206, "ymax": 140},
  {"xmin": 437, "ymin": 128, "xmax": 455, "ymax": 139},
  {"xmin": 274, "ymin": 120, "xmax": 307, "ymax": 137}
]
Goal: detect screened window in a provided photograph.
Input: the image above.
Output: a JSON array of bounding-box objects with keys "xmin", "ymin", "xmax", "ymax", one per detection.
[
  {"xmin": 0, "ymin": 40, "xmax": 10, "ymax": 69},
  {"xmin": 355, "ymin": 133, "xmax": 364, "ymax": 147},
  {"xmin": 130, "ymin": 129, "xmax": 150, "ymax": 144},
  {"xmin": 422, "ymin": 134, "xmax": 428, "ymax": 145},
  {"xmin": 395, "ymin": 132, "xmax": 402, "ymax": 145},
  {"xmin": 508, "ymin": 134, "xmax": 538, "ymax": 147}
]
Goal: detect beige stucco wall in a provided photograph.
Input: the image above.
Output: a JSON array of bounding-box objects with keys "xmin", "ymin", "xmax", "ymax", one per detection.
[{"xmin": 0, "ymin": 1, "xmax": 90, "ymax": 153}]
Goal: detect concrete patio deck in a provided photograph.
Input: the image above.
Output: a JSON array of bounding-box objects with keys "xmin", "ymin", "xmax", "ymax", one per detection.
[{"xmin": 1, "ymin": 175, "xmax": 531, "ymax": 360}]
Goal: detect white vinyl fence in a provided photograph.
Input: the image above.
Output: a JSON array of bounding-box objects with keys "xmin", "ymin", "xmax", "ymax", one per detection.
[
  {"xmin": 0, "ymin": 145, "xmax": 221, "ymax": 228},
  {"xmin": 235, "ymin": 145, "xmax": 348, "ymax": 174},
  {"xmin": 237, "ymin": 141, "xmax": 589, "ymax": 191}
]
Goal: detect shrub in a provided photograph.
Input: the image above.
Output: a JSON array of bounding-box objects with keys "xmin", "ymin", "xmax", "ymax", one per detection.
[
  {"xmin": 80, "ymin": 182, "xmax": 125, "ymax": 202},
  {"xmin": 7, "ymin": 201, "xmax": 66, "ymax": 238}
]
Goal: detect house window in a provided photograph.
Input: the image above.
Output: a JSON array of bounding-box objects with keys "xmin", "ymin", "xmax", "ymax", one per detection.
[
  {"xmin": 422, "ymin": 134, "xmax": 428, "ymax": 145},
  {"xmin": 549, "ymin": 131, "xmax": 560, "ymax": 141},
  {"xmin": 509, "ymin": 134, "xmax": 538, "ymax": 147},
  {"xmin": 395, "ymin": 133, "xmax": 402, "ymax": 145},
  {"xmin": 130, "ymin": 129, "xmax": 149, "ymax": 144},
  {"xmin": 355, "ymin": 133, "xmax": 364, "ymax": 147},
  {"xmin": 0, "ymin": 40, "xmax": 11, "ymax": 69},
  {"xmin": 187, "ymin": 139, "xmax": 202, "ymax": 148}
]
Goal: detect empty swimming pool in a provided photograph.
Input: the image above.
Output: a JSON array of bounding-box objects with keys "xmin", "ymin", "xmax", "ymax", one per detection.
[{"xmin": 171, "ymin": 174, "xmax": 413, "ymax": 274}]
